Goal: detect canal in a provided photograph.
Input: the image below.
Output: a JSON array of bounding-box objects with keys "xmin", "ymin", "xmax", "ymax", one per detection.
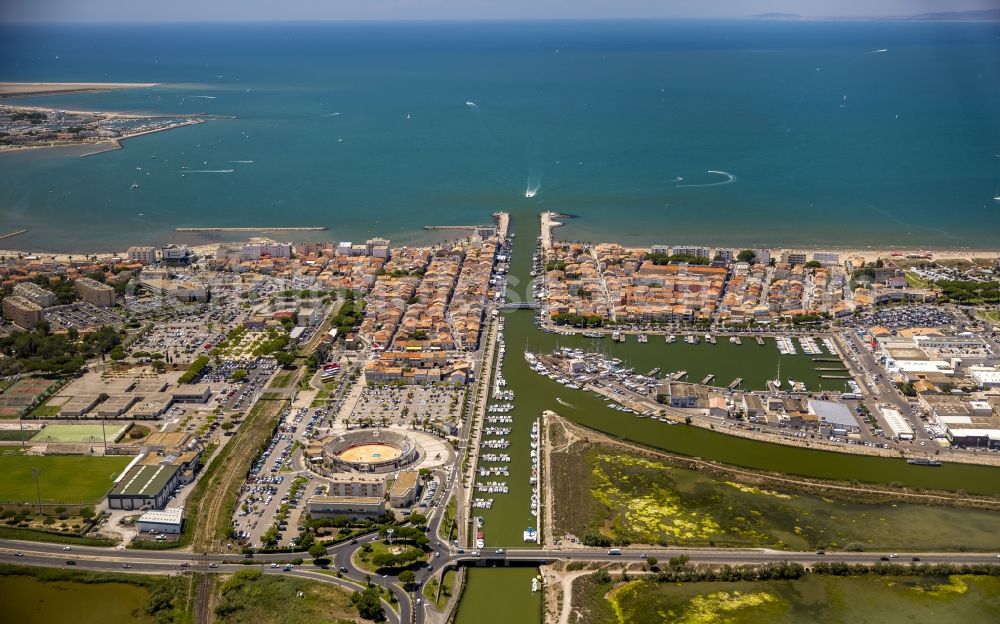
[{"xmin": 455, "ymin": 209, "xmax": 1000, "ymax": 624}]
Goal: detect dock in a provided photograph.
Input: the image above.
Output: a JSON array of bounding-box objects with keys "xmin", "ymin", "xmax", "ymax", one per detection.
[
  {"xmin": 0, "ymin": 229, "xmax": 28, "ymax": 240},
  {"xmin": 812, "ymin": 357, "xmax": 840, "ymax": 362},
  {"xmin": 669, "ymin": 370, "xmax": 688, "ymax": 381},
  {"xmin": 540, "ymin": 211, "xmax": 563, "ymax": 251},
  {"xmin": 815, "ymin": 367, "xmax": 849, "ymax": 371},
  {"xmin": 820, "ymin": 374, "xmax": 851, "ymax": 379},
  {"xmin": 647, "ymin": 367, "xmax": 661, "ymax": 377},
  {"xmin": 423, "ymin": 225, "xmax": 479, "ymax": 231},
  {"xmin": 700, "ymin": 374, "xmax": 715, "ymax": 385},
  {"xmin": 727, "ymin": 378, "xmax": 743, "ymax": 390},
  {"xmin": 175, "ymin": 226, "xmax": 328, "ymax": 232},
  {"xmin": 756, "ymin": 336, "xmax": 765, "ymax": 346}
]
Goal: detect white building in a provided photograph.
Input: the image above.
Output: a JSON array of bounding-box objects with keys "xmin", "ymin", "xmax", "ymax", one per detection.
[
  {"xmin": 671, "ymin": 245, "xmax": 710, "ymax": 259},
  {"xmin": 812, "ymin": 251, "xmax": 841, "ymax": 265},
  {"xmin": 137, "ymin": 507, "xmax": 184, "ymax": 534},
  {"xmin": 881, "ymin": 408, "xmax": 914, "ymax": 440},
  {"xmin": 970, "ymin": 367, "xmax": 1000, "ymax": 389},
  {"xmin": 127, "ymin": 246, "xmax": 157, "ymax": 265},
  {"xmin": 241, "ymin": 242, "xmax": 292, "ymax": 261}
]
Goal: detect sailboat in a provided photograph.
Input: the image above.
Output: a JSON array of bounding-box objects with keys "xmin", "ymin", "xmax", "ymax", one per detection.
[{"xmin": 772, "ymin": 360, "xmax": 782, "ymax": 389}]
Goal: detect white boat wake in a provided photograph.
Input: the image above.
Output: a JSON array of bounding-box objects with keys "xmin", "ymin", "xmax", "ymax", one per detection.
[
  {"xmin": 555, "ymin": 397, "xmax": 575, "ymax": 408},
  {"xmin": 181, "ymin": 169, "xmax": 235, "ymax": 173},
  {"xmin": 321, "ymin": 112, "xmax": 341, "ymax": 117},
  {"xmin": 228, "ymin": 160, "xmax": 254, "ymax": 163},
  {"xmin": 189, "ymin": 95, "xmax": 217, "ymax": 99},
  {"xmin": 676, "ymin": 170, "xmax": 736, "ymax": 188},
  {"xmin": 465, "ymin": 101, "xmax": 478, "ymax": 109}
]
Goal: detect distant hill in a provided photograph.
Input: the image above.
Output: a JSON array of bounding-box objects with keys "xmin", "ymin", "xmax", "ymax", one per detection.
[
  {"xmin": 750, "ymin": 13, "xmax": 802, "ymax": 20},
  {"xmin": 748, "ymin": 8, "xmax": 1000, "ymax": 22},
  {"xmin": 906, "ymin": 9, "xmax": 1000, "ymax": 21}
]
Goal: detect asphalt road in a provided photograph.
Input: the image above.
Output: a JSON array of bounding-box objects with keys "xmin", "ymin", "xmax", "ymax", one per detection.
[{"xmin": 4, "ymin": 536, "xmax": 1000, "ymax": 624}]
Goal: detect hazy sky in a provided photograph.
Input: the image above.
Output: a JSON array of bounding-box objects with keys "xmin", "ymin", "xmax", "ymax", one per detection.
[{"xmin": 1, "ymin": 0, "xmax": 997, "ymax": 22}]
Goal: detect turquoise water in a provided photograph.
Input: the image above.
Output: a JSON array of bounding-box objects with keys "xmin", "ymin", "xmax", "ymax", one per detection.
[{"xmin": 1, "ymin": 20, "xmax": 999, "ymax": 251}]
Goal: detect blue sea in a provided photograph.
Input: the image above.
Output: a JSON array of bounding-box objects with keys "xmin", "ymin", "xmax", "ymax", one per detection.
[{"xmin": 1, "ymin": 20, "xmax": 999, "ymax": 252}]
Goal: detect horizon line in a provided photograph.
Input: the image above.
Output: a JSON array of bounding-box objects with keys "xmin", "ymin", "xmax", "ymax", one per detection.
[{"xmin": 3, "ymin": 15, "xmax": 999, "ymax": 26}]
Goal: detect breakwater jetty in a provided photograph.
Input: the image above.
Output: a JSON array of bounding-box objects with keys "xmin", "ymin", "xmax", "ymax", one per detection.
[
  {"xmin": 174, "ymin": 226, "xmax": 328, "ymax": 232},
  {"xmin": 0, "ymin": 229, "xmax": 28, "ymax": 240}
]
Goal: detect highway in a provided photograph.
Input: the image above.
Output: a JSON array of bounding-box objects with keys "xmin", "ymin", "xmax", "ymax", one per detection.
[{"xmin": 4, "ymin": 535, "xmax": 999, "ymax": 624}]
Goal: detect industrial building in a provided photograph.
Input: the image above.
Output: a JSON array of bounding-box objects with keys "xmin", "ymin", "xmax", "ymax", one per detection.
[
  {"xmin": 107, "ymin": 463, "xmax": 182, "ymax": 510},
  {"xmin": 137, "ymin": 508, "xmax": 184, "ymax": 534}
]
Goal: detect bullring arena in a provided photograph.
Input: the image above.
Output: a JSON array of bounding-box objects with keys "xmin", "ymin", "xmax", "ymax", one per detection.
[{"xmin": 321, "ymin": 429, "xmax": 420, "ymax": 474}]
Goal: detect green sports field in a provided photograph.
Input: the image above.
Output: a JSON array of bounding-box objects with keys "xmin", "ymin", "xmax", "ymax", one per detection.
[
  {"xmin": 29, "ymin": 424, "xmax": 128, "ymax": 444},
  {"xmin": 0, "ymin": 453, "xmax": 131, "ymax": 505}
]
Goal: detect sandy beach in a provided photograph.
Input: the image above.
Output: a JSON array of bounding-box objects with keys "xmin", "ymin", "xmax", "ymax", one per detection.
[{"xmin": 0, "ymin": 82, "xmax": 160, "ymax": 98}]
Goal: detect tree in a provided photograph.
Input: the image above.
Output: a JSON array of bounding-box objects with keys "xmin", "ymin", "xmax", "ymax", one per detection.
[
  {"xmin": 737, "ymin": 249, "xmax": 757, "ymax": 264},
  {"xmin": 308, "ymin": 543, "xmax": 328, "ymax": 559},
  {"xmin": 274, "ymin": 352, "xmax": 296, "ymax": 367},
  {"xmin": 646, "ymin": 556, "xmax": 658, "ymax": 568},
  {"xmin": 398, "ymin": 569, "xmax": 416, "ymax": 589},
  {"xmin": 109, "ymin": 346, "xmax": 126, "ymax": 361},
  {"xmin": 351, "ymin": 586, "xmax": 386, "ymax": 622}
]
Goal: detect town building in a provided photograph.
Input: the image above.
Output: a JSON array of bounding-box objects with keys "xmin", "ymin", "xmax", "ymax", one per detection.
[
  {"xmin": 2, "ymin": 295, "xmax": 44, "ymax": 329},
  {"xmin": 241, "ymin": 242, "xmax": 292, "ymax": 261},
  {"xmin": 305, "ymin": 496, "xmax": 385, "ymax": 519},
  {"xmin": 74, "ymin": 277, "xmax": 115, "ymax": 307},
  {"xmin": 127, "ymin": 246, "xmax": 157, "ymax": 265},
  {"xmin": 13, "ymin": 282, "xmax": 56, "ymax": 308},
  {"xmin": 160, "ymin": 244, "xmax": 193, "ymax": 266},
  {"xmin": 326, "ymin": 474, "xmax": 386, "ymax": 498},
  {"xmin": 388, "ymin": 470, "xmax": 421, "ymax": 508}
]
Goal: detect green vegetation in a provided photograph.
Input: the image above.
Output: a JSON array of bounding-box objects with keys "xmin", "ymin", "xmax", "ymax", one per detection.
[
  {"xmin": 354, "ymin": 539, "xmax": 426, "ymax": 572},
  {"xmin": 215, "ymin": 569, "xmax": 357, "ymax": 624},
  {"xmin": 935, "ymin": 280, "xmax": 1000, "ymax": 304},
  {"xmin": 351, "ymin": 585, "xmax": 387, "ymax": 622},
  {"xmin": 330, "ymin": 292, "xmax": 366, "ymax": 336},
  {"xmin": 552, "ymin": 313, "xmax": 604, "ymax": 328},
  {"xmin": 573, "ymin": 570, "xmax": 1000, "ymax": 624},
  {"xmin": 647, "ymin": 252, "xmax": 711, "ymax": 265},
  {"xmin": 552, "ymin": 444, "xmax": 1000, "ymax": 551},
  {"xmin": 0, "ymin": 453, "xmax": 130, "ymax": 505},
  {"xmin": 737, "ymin": 249, "xmax": 757, "ymax": 264},
  {"xmin": 0, "ymin": 564, "xmax": 193, "ymax": 624},
  {"xmin": 177, "ymin": 356, "xmax": 209, "ymax": 384},
  {"xmin": 422, "ymin": 569, "xmax": 455, "ymax": 609},
  {"xmin": 0, "ymin": 326, "xmax": 122, "ymax": 376},
  {"xmin": 0, "ymin": 525, "xmax": 115, "ymax": 546}
]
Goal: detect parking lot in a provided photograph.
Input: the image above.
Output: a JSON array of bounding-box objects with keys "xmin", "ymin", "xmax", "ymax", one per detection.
[
  {"xmin": 231, "ymin": 406, "xmax": 325, "ymax": 549},
  {"xmin": 43, "ymin": 302, "xmax": 122, "ymax": 331},
  {"xmin": 349, "ymin": 385, "xmax": 464, "ymax": 429},
  {"xmin": 129, "ymin": 321, "xmax": 228, "ymax": 364},
  {"xmin": 841, "ymin": 305, "xmax": 955, "ymax": 330}
]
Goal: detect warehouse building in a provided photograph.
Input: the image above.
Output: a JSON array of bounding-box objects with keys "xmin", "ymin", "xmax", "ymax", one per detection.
[
  {"xmin": 107, "ymin": 463, "xmax": 181, "ymax": 510},
  {"xmin": 137, "ymin": 508, "xmax": 184, "ymax": 534}
]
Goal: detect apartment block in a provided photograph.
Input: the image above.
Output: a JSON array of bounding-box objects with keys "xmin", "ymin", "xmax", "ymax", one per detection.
[
  {"xmin": 74, "ymin": 276, "xmax": 115, "ymax": 307},
  {"xmin": 13, "ymin": 281, "xmax": 56, "ymax": 308},
  {"xmin": 2, "ymin": 295, "xmax": 43, "ymax": 329}
]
